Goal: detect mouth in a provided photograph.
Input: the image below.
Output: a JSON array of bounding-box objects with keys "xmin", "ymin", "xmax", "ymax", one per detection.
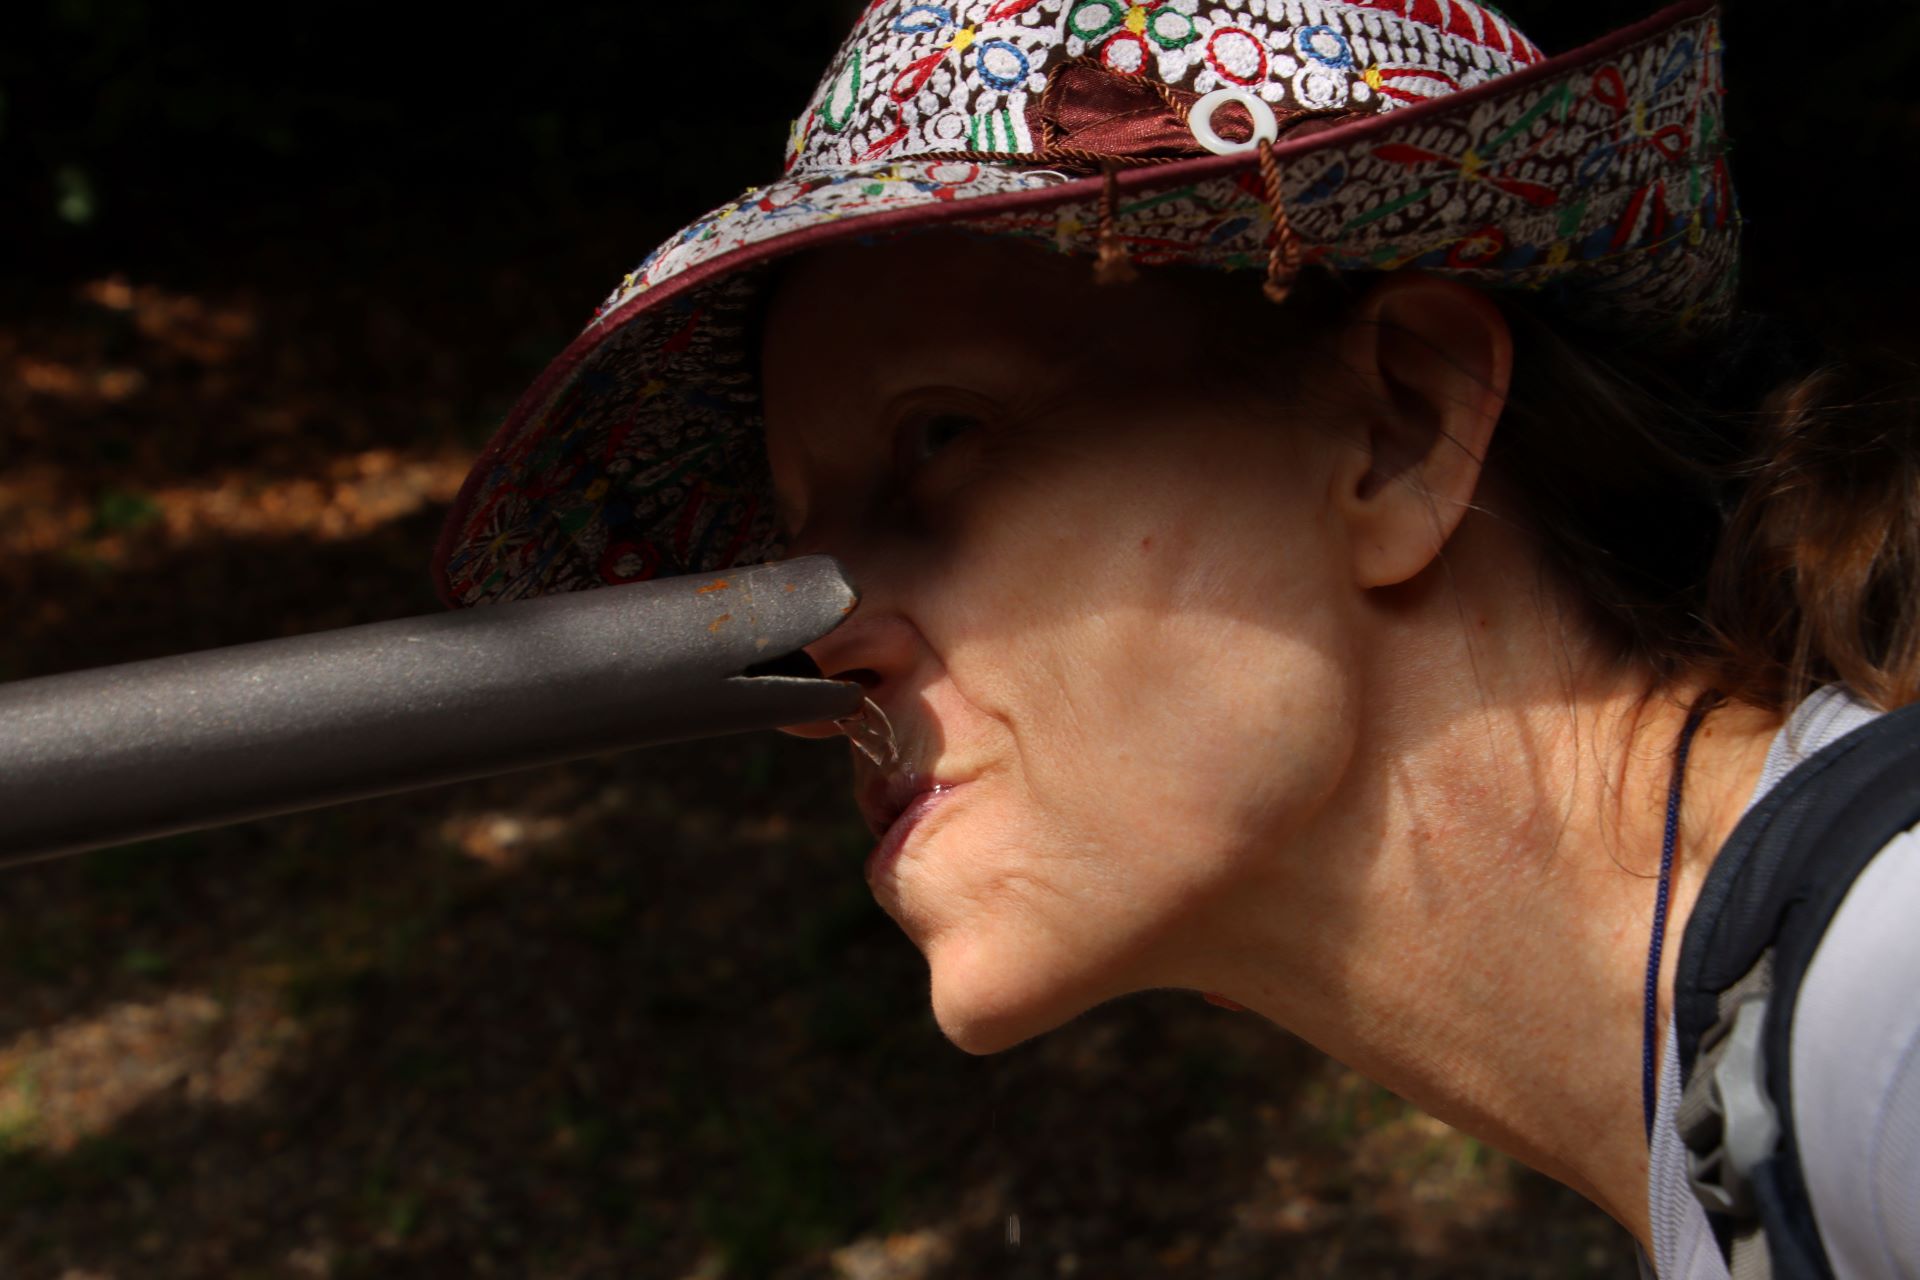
[
  {"xmin": 864, "ymin": 782, "xmax": 963, "ymax": 886},
  {"xmin": 861, "ymin": 768, "xmax": 936, "ymax": 840},
  {"xmin": 843, "ymin": 704, "xmax": 966, "ymax": 864}
]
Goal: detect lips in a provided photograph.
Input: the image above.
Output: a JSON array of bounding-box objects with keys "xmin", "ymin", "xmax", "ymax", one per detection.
[
  {"xmin": 860, "ymin": 767, "xmax": 934, "ymax": 839},
  {"xmin": 846, "ymin": 711, "xmax": 964, "ymax": 879},
  {"xmin": 854, "ymin": 750, "xmax": 966, "ymax": 888},
  {"xmin": 864, "ymin": 784, "xmax": 960, "ymax": 885}
]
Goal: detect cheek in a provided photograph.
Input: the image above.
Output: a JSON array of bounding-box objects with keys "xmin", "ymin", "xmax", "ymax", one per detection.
[
  {"xmin": 893, "ymin": 629, "xmax": 1358, "ymax": 1052},
  {"xmin": 1021, "ymin": 612, "xmax": 1355, "ymax": 879},
  {"xmin": 914, "ymin": 427, "xmax": 1357, "ymax": 877}
]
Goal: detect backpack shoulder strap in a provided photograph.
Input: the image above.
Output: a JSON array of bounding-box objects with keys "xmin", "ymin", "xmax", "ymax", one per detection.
[{"xmin": 1675, "ymin": 696, "xmax": 1920, "ymax": 1280}]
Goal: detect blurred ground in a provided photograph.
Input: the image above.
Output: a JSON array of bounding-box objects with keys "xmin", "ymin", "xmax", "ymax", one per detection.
[{"xmin": 4, "ymin": 2, "xmax": 1917, "ymax": 1277}]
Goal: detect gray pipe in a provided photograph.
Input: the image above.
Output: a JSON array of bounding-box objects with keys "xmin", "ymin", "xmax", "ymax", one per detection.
[{"xmin": 0, "ymin": 556, "xmax": 863, "ymax": 868}]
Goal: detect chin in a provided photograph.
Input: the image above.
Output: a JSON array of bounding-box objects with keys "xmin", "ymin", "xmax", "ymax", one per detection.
[
  {"xmin": 932, "ymin": 1002, "xmax": 1043, "ymax": 1057},
  {"xmin": 923, "ymin": 932, "xmax": 1103, "ymax": 1056}
]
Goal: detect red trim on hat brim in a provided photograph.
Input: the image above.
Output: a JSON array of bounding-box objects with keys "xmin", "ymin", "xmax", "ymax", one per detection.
[{"xmin": 431, "ymin": 0, "xmax": 1717, "ymax": 607}]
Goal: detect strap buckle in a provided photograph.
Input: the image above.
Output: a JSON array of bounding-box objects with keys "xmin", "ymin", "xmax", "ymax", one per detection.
[{"xmin": 1682, "ymin": 994, "xmax": 1782, "ymax": 1218}]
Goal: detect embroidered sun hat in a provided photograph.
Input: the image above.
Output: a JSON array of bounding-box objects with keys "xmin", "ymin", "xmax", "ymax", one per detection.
[{"xmin": 433, "ymin": 0, "xmax": 1736, "ymax": 608}]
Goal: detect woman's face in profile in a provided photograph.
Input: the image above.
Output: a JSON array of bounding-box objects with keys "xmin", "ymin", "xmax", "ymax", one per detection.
[{"xmin": 762, "ymin": 234, "xmax": 1365, "ymax": 1055}]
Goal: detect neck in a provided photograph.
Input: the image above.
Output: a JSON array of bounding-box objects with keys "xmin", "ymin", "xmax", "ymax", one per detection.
[{"xmin": 1182, "ymin": 556, "xmax": 1782, "ymax": 1249}]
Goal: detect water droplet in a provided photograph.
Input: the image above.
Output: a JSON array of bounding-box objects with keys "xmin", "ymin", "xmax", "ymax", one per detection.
[{"xmin": 835, "ymin": 696, "xmax": 898, "ymax": 770}]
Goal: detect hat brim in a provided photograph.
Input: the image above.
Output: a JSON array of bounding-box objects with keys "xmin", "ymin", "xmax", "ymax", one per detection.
[{"xmin": 435, "ymin": 0, "xmax": 1734, "ymax": 607}]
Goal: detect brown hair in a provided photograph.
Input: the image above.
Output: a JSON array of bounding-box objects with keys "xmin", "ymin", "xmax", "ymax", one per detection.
[{"xmin": 1489, "ymin": 294, "xmax": 1920, "ymax": 716}]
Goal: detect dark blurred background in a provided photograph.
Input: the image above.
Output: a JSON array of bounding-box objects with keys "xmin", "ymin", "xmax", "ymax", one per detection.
[{"xmin": 2, "ymin": 3, "xmax": 1916, "ymax": 1277}]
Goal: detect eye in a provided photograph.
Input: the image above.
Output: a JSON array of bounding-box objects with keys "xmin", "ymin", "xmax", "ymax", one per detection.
[{"xmin": 897, "ymin": 408, "xmax": 982, "ymax": 472}]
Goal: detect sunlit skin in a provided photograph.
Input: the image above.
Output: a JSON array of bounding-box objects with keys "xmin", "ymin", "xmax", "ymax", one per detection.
[{"xmin": 761, "ymin": 234, "xmax": 1782, "ymax": 1249}]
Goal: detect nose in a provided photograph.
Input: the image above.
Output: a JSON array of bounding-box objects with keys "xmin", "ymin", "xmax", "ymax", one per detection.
[{"xmin": 773, "ymin": 608, "xmax": 920, "ymax": 740}]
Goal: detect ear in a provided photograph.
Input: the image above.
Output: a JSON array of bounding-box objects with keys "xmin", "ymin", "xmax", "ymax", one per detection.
[{"xmin": 1326, "ymin": 273, "xmax": 1513, "ymax": 589}]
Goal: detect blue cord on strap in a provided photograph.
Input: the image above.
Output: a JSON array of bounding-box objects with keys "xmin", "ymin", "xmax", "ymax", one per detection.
[{"xmin": 1643, "ymin": 690, "xmax": 1723, "ymax": 1140}]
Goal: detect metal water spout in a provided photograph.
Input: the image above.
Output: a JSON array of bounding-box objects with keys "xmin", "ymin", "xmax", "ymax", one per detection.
[{"xmin": 0, "ymin": 556, "xmax": 864, "ymax": 868}]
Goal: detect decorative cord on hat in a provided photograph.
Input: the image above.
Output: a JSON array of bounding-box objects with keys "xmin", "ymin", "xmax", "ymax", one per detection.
[
  {"xmin": 1095, "ymin": 142, "xmax": 1304, "ymax": 301},
  {"xmin": 1256, "ymin": 137, "xmax": 1303, "ymax": 306},
  {"xmin": 1093, "ymin": 160, "xmax": 1139, "ymax": 286}
]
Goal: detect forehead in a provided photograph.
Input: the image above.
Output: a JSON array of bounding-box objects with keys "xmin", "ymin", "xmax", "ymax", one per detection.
[
  {"xmin": 759, "ymin": 232, "xmax": 1266, "ymax": 401},
  {"xmin": 766, "ymin": 233, "xmax": 1101, "ymax": 367},
  {"xmin": 754, "ymin": 234, "xmax": 1306, "ymax": 536},
  {"xmin": 760, "ymin": 234, "xmax": 1242, "ymax": 486}
]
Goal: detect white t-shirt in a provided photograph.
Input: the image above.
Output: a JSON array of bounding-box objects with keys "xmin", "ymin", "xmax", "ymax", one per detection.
[{"xmin": 1642, "ymin": 683, "xmax": 1920, "ymax": 1279}]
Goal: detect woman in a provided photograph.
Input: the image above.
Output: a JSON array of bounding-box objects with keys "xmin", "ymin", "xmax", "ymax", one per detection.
[{"xmin": 434, "ymin": 2, "xmax": 1917, "ymax": 1275}]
